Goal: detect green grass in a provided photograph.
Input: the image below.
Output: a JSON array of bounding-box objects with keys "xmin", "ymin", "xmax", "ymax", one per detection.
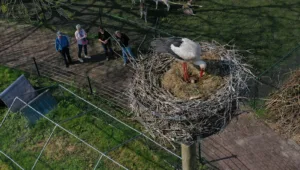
[
  {"xmin": 3, "ymin": 0, "xmax": 299, "ymax": 73},
  {"xmin": 0, "ymin": 66, "xmax": 57, "ymax": 92},
  {"xmin": 3, "ymin": 0, "xmax": 297, "ymax": 168},
  {"xmin": 44, "ymin": 0, "xmax": 300, "ymax": 74},
  {"xmin": 0, "ymin": 66, "xmax": 181, "ymax": 169},
  {"xmin": 248, "ymin": 98, "xmax": 269, "ymax": 119},
  {"xmin": 17, "ymin": 0, "xmax": 296, "ymax": 76},
  {"xmin": 152, "ymin": 0, "xmax": 300, "ymax": 73}
]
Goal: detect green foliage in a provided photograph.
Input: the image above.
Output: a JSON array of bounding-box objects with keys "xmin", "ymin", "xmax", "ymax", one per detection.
[
  {"xmin": 0, "ymin": 157, "xmax": 13, "ymax": 170},
  {"xmin": 38, "ymin": 13, "xmax": 45, "ymax": 21},
  {"xmin": 1, "ymin": 4, "xmax": 8, "ymax": 13},
  {"xmin": 55, "ymin": 1, "xmax": 62, "ymax": 6},
  {"xmin": 160, "ymin": 17, "xmax": 171, "ymax": 24},
  {"xmin": 0, "ymin": 66, "xmax": 56, "ymax": 92},
  {"xmin": 65, "ymin": 10, "xmax": 75, "ymax": 20},
  {"xmin": 88, "ymin": 33, "xmax": 99, "ymax": 40},
  {"xmin": 248, "ymin": 99, "xmax": 268, "ymax": 119},
  {"xmin": 0, "ymin": 67, "xmax": 24, "ymax": 91},
  {"xmin": 255, "ymin": 108, "xmax": 267, "ymax": 119}
]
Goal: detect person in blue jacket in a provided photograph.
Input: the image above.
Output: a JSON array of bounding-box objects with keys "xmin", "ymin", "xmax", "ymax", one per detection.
[{"xmin": 55, "ymin": 31, "xmax": 72, "ymax": 67}]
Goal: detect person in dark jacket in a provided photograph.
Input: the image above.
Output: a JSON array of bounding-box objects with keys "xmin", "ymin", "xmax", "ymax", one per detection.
[
  {"xmin": 114, "ymin": 31, "xmax": 135, "ymax": 66},
  {"xmin": 98, "ymin": 26, "xmax": 114, "ymax": 61},
  {"xmin": 55, "ymin": 31, "xmax": 72, "ymax": 67}
]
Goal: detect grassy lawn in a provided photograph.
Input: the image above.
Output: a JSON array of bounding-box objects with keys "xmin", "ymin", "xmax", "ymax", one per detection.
[
  {"xmin": 1, "ymin": 0, "xmax": 299, "ymax": 168},
  {"xmin": 0, "ymin": 66, "xmax": 181, "ymax": 169},
  {"xmin": 42, "ymin": 0, "xmax": 300, "ymax": 74}
]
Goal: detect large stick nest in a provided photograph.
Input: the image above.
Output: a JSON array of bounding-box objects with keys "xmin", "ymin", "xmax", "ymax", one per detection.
[
  {"xmin": 265, "ymin": 69, "xmax": 300, "ymax": 144},
  {"xmin": 129, "ymin": 41, "xmax": 253, "ymax": 144}
]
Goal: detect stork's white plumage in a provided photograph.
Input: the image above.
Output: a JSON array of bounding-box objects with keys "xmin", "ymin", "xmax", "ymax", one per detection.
[
  {"xmin": 169, "ymin": 38, "xmax": 206, "ymax": 81},
  {"xmin": 151, "ymin": 38, "xmax": 207, "ymax": 82},
  {"xmin": 170, "ymin": 38, "xmax": 201, "ymax": 61},
  {"xmin": 154, "ymin": 0, "xmax": 170, "ymax": 11}
]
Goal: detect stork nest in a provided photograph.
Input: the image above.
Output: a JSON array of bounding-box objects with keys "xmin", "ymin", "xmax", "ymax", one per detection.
[
  {"xmin": 129, "ymin": 41, "xmax": 253, "ymax": 145},
  {"xmin": 162, "ymin": 55, "xmax": 224, "ymax": 100},
  {"xmin": 265, "ymin": 69, "xmax": 300, "ymax": 144}
]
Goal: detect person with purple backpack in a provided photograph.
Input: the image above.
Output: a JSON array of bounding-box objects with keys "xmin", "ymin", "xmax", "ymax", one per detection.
[{"xmin": 75, "ymin": 24, "xmax": 90, "ymax": 63}]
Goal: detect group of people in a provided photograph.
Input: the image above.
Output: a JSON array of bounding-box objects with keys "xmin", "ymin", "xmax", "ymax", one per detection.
[{"xmin": 55, "ymin": 24, "xmax": 135, "ymax": 68}]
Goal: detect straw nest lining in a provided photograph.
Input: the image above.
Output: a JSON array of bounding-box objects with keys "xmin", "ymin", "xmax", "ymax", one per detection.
[
  {"xmin": 266, "ymin": 69, "xmax": 300, "ymax": 144},
  {"xmin": 129, "ymin": 41, "xmax": 253, "ymax": 145},
  {"xmin": 162, "ymin": 56, "xmax": 224, "ymax": 100}
]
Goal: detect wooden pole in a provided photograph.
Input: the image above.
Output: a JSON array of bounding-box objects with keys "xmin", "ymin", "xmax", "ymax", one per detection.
[
  {"xmin": 87, "ymin": 75, "xmax": 93, "ymax": 95},
  {"xmin": 32, "ymin": 57, "xmax": 40, "ymax": 76},
  {"xmin": 181, "ymin": 142, "xmax": 197, "ymax": 170},
  {"xmin": 198, "ymin": 136, "xmax": 202, "ymax": 164}
]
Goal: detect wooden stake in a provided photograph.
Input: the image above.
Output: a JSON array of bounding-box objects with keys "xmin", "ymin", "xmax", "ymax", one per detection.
[{"xmin": 181, "ymin": 142, "xmax": 197, "ymax": 170}]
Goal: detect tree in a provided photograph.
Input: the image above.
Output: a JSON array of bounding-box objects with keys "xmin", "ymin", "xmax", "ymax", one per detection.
[{"xmin": 1, "ymin": 0, "xmax": 73, "ymax": 22}]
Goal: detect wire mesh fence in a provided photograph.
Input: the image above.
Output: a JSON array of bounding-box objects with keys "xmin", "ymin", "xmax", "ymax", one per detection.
[
  {"xmin": 249, "ymin": 43, "xmax": 300, "ymax": 111},
  {"xmin": 0, "ymin": 85, "xmax": 182, "ymax": 169},
  {"xmin": 33, "ymin": 60, "xmax": 130, "ymax": 109}
]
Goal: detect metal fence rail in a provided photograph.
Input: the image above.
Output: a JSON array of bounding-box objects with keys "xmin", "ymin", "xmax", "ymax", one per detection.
[{"xmin": 34, "ymin": 60, "xmax": 130, "ymax": 108}]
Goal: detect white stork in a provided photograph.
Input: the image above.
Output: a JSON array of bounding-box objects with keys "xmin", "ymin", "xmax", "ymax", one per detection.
[
  {"xmin": 154, "ymin": 0, "xmax": 170, "ymax": 11},
  {"xmin": 151, "ymin": 37, "xmax": 206, "ymax": 82}
]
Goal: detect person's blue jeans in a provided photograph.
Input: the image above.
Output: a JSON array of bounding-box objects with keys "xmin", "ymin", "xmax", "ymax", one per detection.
[
  {"xmin": 78, "ymin": 44, "xmax": 87, "ymax": 58},
  {"xmin": 102, "ymin": 43, "xmax": 113, "ymax": 58},
  {"xmin": 121, "ymin": 47, "xmax": 135, "ymax": 64}
]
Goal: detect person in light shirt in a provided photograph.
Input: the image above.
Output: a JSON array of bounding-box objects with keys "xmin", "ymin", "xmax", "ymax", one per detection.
[{"xmin": 75, "ymin": 24, "xmax": 90, "ymax": 63}]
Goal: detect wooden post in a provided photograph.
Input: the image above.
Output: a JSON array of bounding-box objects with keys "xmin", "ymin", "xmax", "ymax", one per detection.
[
  {"xmin": 181, "ymin": 142, "xmax": 197, "ymax": 170},
  {"xmin": 198, "ymin": 136, "xmax": 202, "ymax": 164},
  {"xmin": 87, "ymin": 75, "xmax": 93, "ymax": 95},
  {"xmin": 32, "ymin": 57, "xmax": 40, "ymax": 76}
]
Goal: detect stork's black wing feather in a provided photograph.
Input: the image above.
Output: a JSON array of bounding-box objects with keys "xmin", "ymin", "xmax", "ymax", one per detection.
[
  {"xmin": 170, "ymin": 38, "xmax": 183, "ymax": 48},
  {"xmin": 150, "ymin": 37, "xmax": 185, "ymax": 60}
]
